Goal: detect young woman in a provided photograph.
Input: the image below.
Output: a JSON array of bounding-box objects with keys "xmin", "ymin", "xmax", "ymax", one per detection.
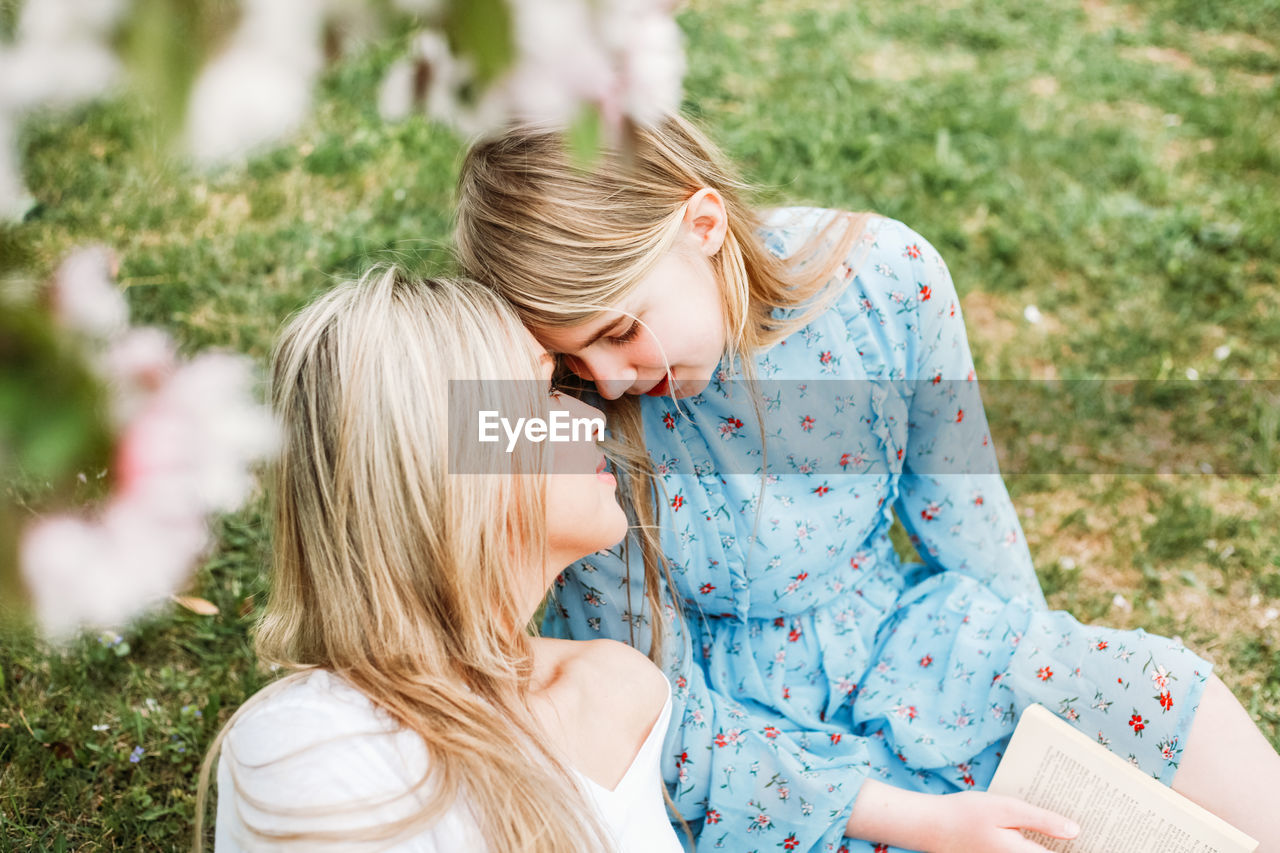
[
  {"xmin": 196, "ymin": 269, "xmax": 683, "ymax": 852},
  {"xmin": 454, "ymin": 116, "xmax": 1280, "ymax": 853}
]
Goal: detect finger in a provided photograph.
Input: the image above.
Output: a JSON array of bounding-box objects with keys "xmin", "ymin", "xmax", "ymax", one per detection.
[
  {"xmin": 999, "ymin": 829, "xmax": 1057, "ymax": 853},
  {"xmin": 999, "ymin": 800, "xmax": 1080, "ymax": 840}
]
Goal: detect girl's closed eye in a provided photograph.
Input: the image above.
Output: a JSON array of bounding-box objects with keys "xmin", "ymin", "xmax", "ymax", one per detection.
[{"xmin": 608, "ymin": 319, "xmax": 641, "ymax": 345}]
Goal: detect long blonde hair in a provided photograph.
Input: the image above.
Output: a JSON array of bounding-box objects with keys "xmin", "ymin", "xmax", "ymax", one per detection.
[
  {"xmin": 195, "ymin": 269, "xmax": 613, "ymax": 852},
  {"xmin": 454, "ymin": 114, "xmax": 872, "ymax": 661}
]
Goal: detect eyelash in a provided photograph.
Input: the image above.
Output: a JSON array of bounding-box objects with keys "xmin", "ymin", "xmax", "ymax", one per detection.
[{"xmin": 608, "ymin": 320, "xmax": 641, "ymax": 345}]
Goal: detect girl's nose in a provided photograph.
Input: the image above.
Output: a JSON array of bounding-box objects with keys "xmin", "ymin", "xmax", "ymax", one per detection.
[{"xmin": 568, "ymin": 351, "xmax": 635, "ymax": 400}]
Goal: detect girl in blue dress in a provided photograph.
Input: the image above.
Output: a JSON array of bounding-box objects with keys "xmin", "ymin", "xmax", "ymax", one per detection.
[{"xmin": 454, "ymin": 115, "xmax": 1280, "ymax": 853}]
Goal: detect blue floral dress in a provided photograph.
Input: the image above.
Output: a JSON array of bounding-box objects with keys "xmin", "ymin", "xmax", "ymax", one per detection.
[{"xmin": 544, "ymin": 210, "xmax": 1212, "ymax": 853}]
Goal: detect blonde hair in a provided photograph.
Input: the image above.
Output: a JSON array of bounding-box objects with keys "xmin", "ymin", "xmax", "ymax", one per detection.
[
  {"xmin": 194, "ymin": 269, "xmax": 613, "ymax": 852},
  {"xmin": 454, "ymin": 114, "xmax": 873, "ymax": 662}
]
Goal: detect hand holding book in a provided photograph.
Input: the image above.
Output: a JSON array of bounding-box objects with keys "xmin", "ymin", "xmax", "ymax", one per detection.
[
  {"xmin": 927, "ymin": 791, "xmax": 1081, "ymax": 853},
  {"xmin": 989, "ymin": 704, "xmax": 1259, "ymax": 853}
]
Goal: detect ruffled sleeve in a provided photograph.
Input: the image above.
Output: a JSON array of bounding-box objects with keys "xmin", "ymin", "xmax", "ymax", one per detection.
[{"xmin": 882, "ymin": 221, "xmax": 1047, "ymax": 606}]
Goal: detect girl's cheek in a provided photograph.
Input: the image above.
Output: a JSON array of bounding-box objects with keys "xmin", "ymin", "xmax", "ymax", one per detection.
[{"xmin": 634, "ymin": 332, "xmax": 673, "ymax": 368}]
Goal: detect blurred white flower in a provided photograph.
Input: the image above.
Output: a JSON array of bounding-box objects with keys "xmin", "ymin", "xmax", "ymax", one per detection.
[
  {"xmin": 0, "ymin": 0, "xmax": 123, "ymax": 112},
  {"xmin": 22, "ymin": 250, "xmax": 279, "ymax": 638},
  {"xmin": 0, "ymin": 38, "xmax": 121, "ymax": 113},
  {"xmin": 602, "ymin": 0, "xmax": 685, "ymax": 125},
  {"xmin": 1213, "ymin": 344, "xmax": 1231, "ymax": 361},
  {"xmin": 1184, "ymin": 367, "xmax": 1199, "ymax": 380},
  {"xmin": 379, "ymin": 32, "xmax": 480, "ymax": 127},
  {"xmin": 51, "ymin": 247, "xmax": 127, "ymax": 341},
  {"xmin": 186, "ymin": 0, "xmax": 327, "ymax": 165},
  {"xmin": 392, "ymin": 0, "xmax": 446, "ymax": 15},
  {"xmin": 377, "ymin": 57, "xmax": 417, "ymax": 122},
  {"xmin": 1023, "ymin": 304, "xmax": 1043, "ymax": 325},
  {"xmin": 16, "ymin": 0, "xmax": 127, "ymax": 43},
  {"xmin": 398, "ymin": 0, "xmax": 685, "ymax": 136},
  {"xmin": 1111, "ymin": 593, "xmax": 1131, "ymax": 611},
  {"xmin": 0, "ymin": 117, "xmax": 34, "ymax": 220}
]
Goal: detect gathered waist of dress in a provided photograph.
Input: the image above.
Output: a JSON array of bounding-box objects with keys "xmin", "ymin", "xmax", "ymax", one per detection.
[{"xmin": 680, "ymin": 537, "xmax": 911, "ymax": 625}]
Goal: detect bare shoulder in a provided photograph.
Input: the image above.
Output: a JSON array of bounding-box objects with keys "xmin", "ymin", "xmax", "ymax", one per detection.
[
  {"xmin": 529, "ymin": 638, "xmax": 670, "ymax": 789},
  {"xmin": 536, "ymin": 637, "xmax": 668, "ymax": 719}
]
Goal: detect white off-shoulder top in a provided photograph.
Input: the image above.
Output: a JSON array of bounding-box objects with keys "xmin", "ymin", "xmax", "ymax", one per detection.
[{"xmin": 214, "ymin": 669, "xmax": 682, "ymax": 852}]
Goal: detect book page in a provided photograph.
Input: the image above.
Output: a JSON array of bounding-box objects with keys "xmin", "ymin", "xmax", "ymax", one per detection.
[{"xmin": 988, "ymin": 704, "xmax": 1258, "ymax": 853}]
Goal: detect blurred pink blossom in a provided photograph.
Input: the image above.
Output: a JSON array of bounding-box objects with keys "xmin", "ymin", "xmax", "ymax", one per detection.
[{"xmin": 20, "ymin": 250, "xmax": 279, "ymax": 638}]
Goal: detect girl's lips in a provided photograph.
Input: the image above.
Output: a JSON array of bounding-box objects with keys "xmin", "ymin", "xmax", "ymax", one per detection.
[{"xmin": 645, "ymin": 375, "xmax": 670, "ymax": 397}]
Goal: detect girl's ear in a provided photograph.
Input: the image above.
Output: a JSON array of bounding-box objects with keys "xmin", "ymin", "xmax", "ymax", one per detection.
[{"xmin": 683, "ymin": 188, "xmax": 729, "ymax": 257}]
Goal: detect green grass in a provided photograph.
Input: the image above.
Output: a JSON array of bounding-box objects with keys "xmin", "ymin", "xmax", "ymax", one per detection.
[{"xmin": 3, "ymin": 0, "xmax": 1279, "ymax": 848}]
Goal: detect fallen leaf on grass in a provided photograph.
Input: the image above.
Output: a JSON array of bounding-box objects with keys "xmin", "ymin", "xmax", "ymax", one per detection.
[{"xmin": 172, "ymin": 595, "xmax": 220, "ymax": 616}]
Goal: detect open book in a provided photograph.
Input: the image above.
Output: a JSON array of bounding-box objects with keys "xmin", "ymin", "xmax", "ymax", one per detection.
[{"xmin": 988, "ymin": 704, "xmax": 1258, "ymax": 853}]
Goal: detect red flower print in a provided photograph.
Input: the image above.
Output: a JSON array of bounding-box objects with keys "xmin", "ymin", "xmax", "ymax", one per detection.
[
  {"xmin": 839, "ymin": 846, "xmax": 850, "ymax": 853},
  {"xmin": 838, "ymin": 452, "xmax": 851, "ymax": 469},
  {"xmin": 896, "ymin": 448, "xmax": 904, "ymax": 461},
  {"xmin": 931, "ymin": 371, "xmax": 942, "ymax": 385},
  {"xmin": 800, "ymin": 414, "xmax": 815, "ymax": 431},
  {"xmin": 903, "ymin": 244, "xmax": 922, "ymax": 260},
  {"xmin": 788, "ymin": 628, "xmax": 802, "ymax": 643},
  {"xmin": 1097, "ymin": 640, "xmax": 1109, "ymax": 650},
  {"xmin": 875, "ymin": 844, "xmax": 890, "ymax": 853},
  {"xmin": 831, "ymin": 733, "xmax": 842, "ymax": 744},
  {"xmin": 1037, "ymin": 666, "xmax": 1053, "ymax": 681},
  {"xmin": 920, "ymin": 654, "xmax": 934, "ymax": 668},
  {"xmin": 714, "ymin": 732, "xmax": 728, "ymax": 747},
  {"xmin": 755, "ymin": 812, "xmax": 771, "ymax": 829},
  {"xmin": 676, "ymin": 675, "xmax": 687, "ymax": 689},
  {"xmin": 973, "ymin": 494, "xmax": 984, "ymax": 506},
  {"xmin": 813, "ymin": 483, "xmax": 830, "ymax": 497},
  {"xmin": 699, "ymin": 582, "xmax": 715, "ymax": 595},
  {"xmin": 705, "ymin": 809, "xmax": 721, "ymax": 825},
  {"xmin": 819, "ymin": 350, "xmax": 833, "ymax": 364},
  {"xmin": 674, "ymin": 750, "xmax": 688, "ymax": 767},
  {"xmin": 949, "ymin": 301, "xmax": 956, "ymax": 317},
  {"xmin": 920, "ymin": 501, "xmax": 941, "ymax": 521},
  {"xmin": 764, "ymin": 725, "xmax": 780, "ymax": 739},
  {"xmin": 796, "ymin": 571, "xmax": 808, "ymax": 582},
  {"xmin": 662, "ymin": 411, "xmax": 675, "ymax": 430},
  {"xmin": 783, "ymin": 834, "xmax": 800, "ymax": 850},
  {"xmin": 773, "ymin": 617, "xmax": 786, "ymax": 627},
  {"xmin": 955, "ymin": 408, "xmax": 964, "ymax": 423},
  {"xmin": 919, "ymin": 283, "xmax": 932, "ymax": 301},
  {"xmin": 1129, "ymin": 713, "xmax": 1147, "ymax": 734},
  {"xmin": 782, "ymin": 686, "xmax": 791, "ymax": 700},
  {"xmin": 1159, "ymin": 691, "xmax": 1174, "ymax": 711},
  {"xmin": 671, "ymin": 494, "xmax": 685, "ymax": 511}
]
